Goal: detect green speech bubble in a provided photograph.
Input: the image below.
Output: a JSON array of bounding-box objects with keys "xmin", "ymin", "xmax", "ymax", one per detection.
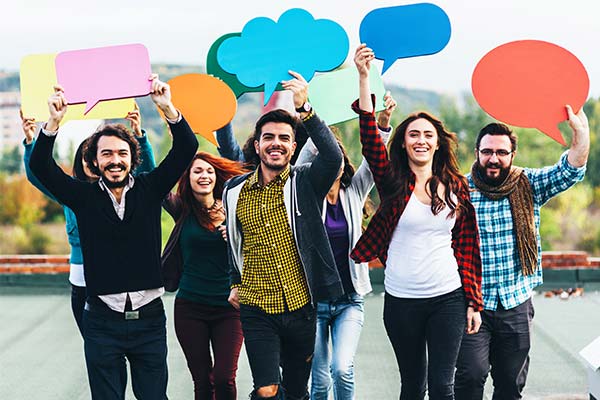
[
  {"xmin": 207, "ymin": 32, "xmax": 284, "ymax": 99},
  {"xmin": 308, "ymin": 64, "xmax": 386, "ymax": 125}
]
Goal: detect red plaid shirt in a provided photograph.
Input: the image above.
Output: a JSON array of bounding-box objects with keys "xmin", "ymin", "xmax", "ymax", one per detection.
[{"xmin": 349, "ymin": 98, "xmax": 483, "ymax": 311}]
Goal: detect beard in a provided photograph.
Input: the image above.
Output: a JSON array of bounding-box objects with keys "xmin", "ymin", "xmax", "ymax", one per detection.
[
  {"xmin": 475, "ymin": 160, "xmax": 511, "ymax": 186},
  {"xmin": 101, "ymin": 163, "xmax": 129, "ymax": 188},
  {"xmin": 259, "ymin": 148, "xmax": 291, "ymax": 172}
]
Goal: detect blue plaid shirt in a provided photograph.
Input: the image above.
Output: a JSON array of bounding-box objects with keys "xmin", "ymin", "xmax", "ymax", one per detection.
[{"xmin": 468, "ymin": 152, "xmax": 585, "ymax": 310}]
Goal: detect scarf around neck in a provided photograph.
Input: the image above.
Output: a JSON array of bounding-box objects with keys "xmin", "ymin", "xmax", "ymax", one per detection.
[{"xmin": 471, "ymin": 162, "xmax": 537, "ymax": 276}]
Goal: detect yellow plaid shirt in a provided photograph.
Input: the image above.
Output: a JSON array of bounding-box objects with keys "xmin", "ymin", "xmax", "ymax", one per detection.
[{"xmin": 236, "ymin": 166, "xmax": 310, "ymax": 314}]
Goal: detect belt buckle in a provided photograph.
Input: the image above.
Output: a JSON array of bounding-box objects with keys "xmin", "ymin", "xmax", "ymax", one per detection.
[{"xmin": 125, "ymin": 311, "xmax": 139, "ymax": 320}]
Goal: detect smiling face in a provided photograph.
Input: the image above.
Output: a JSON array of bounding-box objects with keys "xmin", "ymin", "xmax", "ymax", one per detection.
[
  {"xmin": 475, "ymin": 134, "xmax": 515, "ymax": 185},
  {"xmin": 94, "ymin": 135, "xmax": 131, "ymax": 188},
  {"xmin": 189, "ymin": 158, "xmax": 216, "ymax": 196},
  {"xmin": 254, "ymin": 121, "xmax": 297, "ymax": 172},
  {"xmin": 403, "ymin": 118, "xmax": 439, "ymax": 167}
]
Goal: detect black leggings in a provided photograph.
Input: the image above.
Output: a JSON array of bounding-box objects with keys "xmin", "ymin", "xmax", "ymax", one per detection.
[{"xmin": 383, "ymin": 288, "xmax": 466, "ymax": 400}]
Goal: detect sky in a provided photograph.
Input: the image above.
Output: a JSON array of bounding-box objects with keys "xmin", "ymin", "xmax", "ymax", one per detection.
[{"xmin": 4, "ymin": 0, "xmax": 600, "ymax": 98}]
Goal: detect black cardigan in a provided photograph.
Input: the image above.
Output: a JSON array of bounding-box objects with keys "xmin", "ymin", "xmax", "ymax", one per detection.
[{"xmin": 29, "ymin": 117, "xmax": 198, "ymax": 296}]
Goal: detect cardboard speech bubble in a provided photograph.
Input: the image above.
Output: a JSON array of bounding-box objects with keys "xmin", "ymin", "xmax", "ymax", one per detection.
[
  {"xmin": 168, "ymin": 74, "xmax": 237, "ymax": 146},
  {"xmin": 472, "ymin": 40, "xmax": 589, "ymax": 146},
  {"xmin": 55, "ymin": 43, "xmax": 152, "ymax": 114},
  {"xmin": 20, "ymin": 53, "xmax": 135, "ymax": 125},
  {"xmin": 207, "ymin": 33, "xmax": 263, "ymax": 98},
  {"xmin": 309, "ymin": 65, "xmax": 386, "ymax": 125},
  {"xmin": 217, "ymin": 8, "xmax": 349, "ymax": 104},
  {"xmin": 360, "ymin": 3, "xmax": 451, "ymax": 74}
]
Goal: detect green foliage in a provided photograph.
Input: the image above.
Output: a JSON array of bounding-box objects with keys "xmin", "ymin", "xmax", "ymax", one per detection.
[
  {"xmin": 0, "ymin": 145, "xmax": 23, "ymax": 174},
  {"xmin": 0, "ymin": 173, "xmax": 48, "ymax": 225}
]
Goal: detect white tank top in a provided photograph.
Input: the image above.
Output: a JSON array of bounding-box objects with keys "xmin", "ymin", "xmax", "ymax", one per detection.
[{"xmin": 385, "ymin": 193, "xmax": 462, "ymax": 298}]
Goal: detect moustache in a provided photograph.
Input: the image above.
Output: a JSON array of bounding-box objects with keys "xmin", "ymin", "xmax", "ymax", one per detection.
[
  {"xmin": 485, "ymin": 162, "xmax": 501, "ymax": 169},
  {"xmin": 104, "ymin": 163, "xmax": 126, "ymax": 172}
]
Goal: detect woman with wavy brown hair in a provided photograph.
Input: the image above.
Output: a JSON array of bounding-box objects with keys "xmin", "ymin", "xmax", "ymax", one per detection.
[
  {"xmin": 350, "ymin": 44, "xmax": 483, "ymax": 400},
  {"xmin": 162, "ymin": 151, "xmax": 247, "ymax": 400}
]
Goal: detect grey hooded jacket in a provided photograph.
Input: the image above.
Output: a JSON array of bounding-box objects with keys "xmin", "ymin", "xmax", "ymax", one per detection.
[{"xmin": 223, "ymin": 113, "xmax": 344, "ymax": 304}]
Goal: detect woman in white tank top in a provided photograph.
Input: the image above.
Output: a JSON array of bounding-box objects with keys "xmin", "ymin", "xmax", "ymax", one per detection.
[{"xmin": 350, "ymin": 44, "xmax": 484, "ymax": 400}]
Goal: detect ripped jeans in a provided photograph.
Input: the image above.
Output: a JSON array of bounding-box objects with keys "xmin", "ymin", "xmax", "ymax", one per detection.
[{"xmin": 241, "ymin": 303, "xmax": 316, "ymax": 400}]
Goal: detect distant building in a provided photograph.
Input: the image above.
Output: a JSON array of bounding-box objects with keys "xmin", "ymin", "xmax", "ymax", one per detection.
[{"xmin": 0, "ymin": 92, "xmax": 21, "ymax": 151}]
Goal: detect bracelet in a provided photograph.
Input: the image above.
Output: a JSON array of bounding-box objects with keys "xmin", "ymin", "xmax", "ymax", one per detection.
[{"xmin": 301, "ymin": 110, "xmax": 315, "ymax": 122}]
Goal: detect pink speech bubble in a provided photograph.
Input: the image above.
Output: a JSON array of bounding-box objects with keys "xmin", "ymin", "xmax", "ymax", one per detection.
[
  {"xmin": 472, "ymin": 40, "xmax": 589, "ymax": 146},
  {"xmin": 55, "ymin": 44, "xmax": 152, "ymax": 114}
]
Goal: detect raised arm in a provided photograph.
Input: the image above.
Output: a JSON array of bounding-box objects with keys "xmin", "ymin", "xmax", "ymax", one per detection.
[
  {"xmin": 145, "ymin": 75, "xmax": 198, "ymax": 199},
  {"xmin": 20, "ymin": 110, "xmax": 60, "ymax": 202},
  {"xmin": 282, "ymin": 70, "xmax": 342, "ymax": 198},
  {"xmin": 216, "ymin": 123, "xmax": 245, "ymax": 162},
  {"xmin": 352, "ymin": 45, "xmax": 392, "ymax": 195},
  {"xmin": 29, "ymin": 86, "xmax": 86, "ymax": 209},
  {"xmin": 566, "ymin": 104, "xmax": 590, "ymax": 168},
  {"xmin": 126, "ymin": 103, "xmax": 156, "ymax": 174}
]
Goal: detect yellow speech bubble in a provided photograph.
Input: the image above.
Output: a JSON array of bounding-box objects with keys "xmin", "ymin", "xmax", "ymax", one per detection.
[{"xmin": 20, "ymin": 54, "xmax": 135, "ymax": 125}]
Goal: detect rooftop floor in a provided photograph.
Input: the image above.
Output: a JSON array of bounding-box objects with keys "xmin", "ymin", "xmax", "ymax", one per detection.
[{"xmin": 0, "ymin": 285, "xmax": 598, "ymax": 399}]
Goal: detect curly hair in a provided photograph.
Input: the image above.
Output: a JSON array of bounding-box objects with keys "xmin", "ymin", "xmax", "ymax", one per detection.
[
  {"xmin": 177, "ymin": 152, "xmax": 249, "ymax": 231},
  {"xmin": 83, "ymin": 124, "xmax": 141, "ymax": 176},
  {"xmin": 385, "ymin": 111, "xmax": 469, "ymax": 218}
]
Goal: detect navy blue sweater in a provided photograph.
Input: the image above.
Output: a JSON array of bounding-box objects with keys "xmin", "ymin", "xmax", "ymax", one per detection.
[{"xmin": 29, "ymin": 117, "xmax": 198, "ymax": 296}]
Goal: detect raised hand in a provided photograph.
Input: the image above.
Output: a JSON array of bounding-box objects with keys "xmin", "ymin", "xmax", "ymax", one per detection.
[
  {"xmin": 20, "ymin": 109, "xmax": 37, "ymax": 144},
  {"xmin": 377, "ymin": 91, "xmax": 397, "ymax": 129},
  {"xmin": 566, "ymin": 104, "xmax": 590, "ymax": 168},
  {"xmin": 354, "ymin": 43, "xmax": 375, "ymax": 77},
  {"xmin": 149, "ymin": 74, "xmax": 178, "ymax": 120},
  {"xmin": 46, "ymin": 85, "xmax": 68, "ymax": 131},
  {"xmin": 281, "ymin": 70, "xmax": 309, "ymax": 111},
  {"xmin": 125, "ymin": 102, "xmax": 143, "ymax": 137}
]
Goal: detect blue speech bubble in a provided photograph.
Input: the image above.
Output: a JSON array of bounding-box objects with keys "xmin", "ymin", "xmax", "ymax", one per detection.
[
  {"xmin": 360, "ymin": 3, "xmax": 451, "ymax": 74},
  {"xmin": 217, "ymin": 8, "xmax": 349, "ymax": 104}
]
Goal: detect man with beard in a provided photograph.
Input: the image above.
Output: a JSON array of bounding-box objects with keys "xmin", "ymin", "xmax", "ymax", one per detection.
[
  {"xmin": 29, "ymin": 76, "xmax": 198, "ymax": 400},
  {"xmin": 223, "ymin": 71, "xmax": 343, "ymax": 400},
  {"xmin": 454, "ymin": 105, "xmax": 590, "ymax": 400}
]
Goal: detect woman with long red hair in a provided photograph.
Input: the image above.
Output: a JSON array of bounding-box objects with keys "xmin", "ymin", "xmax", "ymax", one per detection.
[{"xmin": 162, "ymin": 151, "xmax": 248, "ymax": 400}]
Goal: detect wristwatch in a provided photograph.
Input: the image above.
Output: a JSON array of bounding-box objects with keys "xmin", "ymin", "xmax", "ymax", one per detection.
[{"xmin": 295, "ymin": 102, "xmax": 312, "ymax": 113}]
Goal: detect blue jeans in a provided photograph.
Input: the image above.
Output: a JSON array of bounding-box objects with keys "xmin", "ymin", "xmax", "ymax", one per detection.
[{"xmin": 311, "ymin": 293, "xmax": 364, "ymax": 400}]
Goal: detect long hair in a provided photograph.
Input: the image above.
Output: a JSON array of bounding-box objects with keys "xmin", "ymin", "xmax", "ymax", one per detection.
[
  {"xmin": 176, "ymin": 152, "xmax": 248, "ymax": 231},
  {"xmin": 386, "ymin": 111, "xmax": 468, "ymax": 217}
]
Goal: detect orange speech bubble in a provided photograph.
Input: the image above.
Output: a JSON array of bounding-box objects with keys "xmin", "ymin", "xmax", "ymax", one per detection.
[
  {"xmin": 472, "ymin": 40, "xmax": 589, "ymax": 146},
  {"xmin": 168, "ymin": 74, "xmax": 237, "ymax": 146}
]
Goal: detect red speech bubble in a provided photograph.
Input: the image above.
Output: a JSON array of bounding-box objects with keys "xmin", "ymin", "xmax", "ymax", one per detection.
[
  {"xmin": 472, "ymin": 40, "xmax": 589, "ymax": 146},
  {"xmin": 55, "ymin": 44, "xmax": 152, "ymax": 115}
]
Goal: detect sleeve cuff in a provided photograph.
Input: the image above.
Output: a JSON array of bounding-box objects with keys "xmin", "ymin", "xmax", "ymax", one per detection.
[
  {"xmin": 136, "ymin": 130, "xmax": 148, "ymax": 143},
  {"xmin": 41, "ymin": 123, "xmax": 58, "ymax": 137},
  {"xmin": 165, "ymin": 111, "xmax": 182, "ymax": 124},
  {"xmin": 351, "ymin": 94, "xmax": 377, "ymax": 116}
]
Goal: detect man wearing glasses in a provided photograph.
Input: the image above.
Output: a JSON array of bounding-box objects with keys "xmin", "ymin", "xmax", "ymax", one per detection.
[{"xmin": 454, "ymin": 105, "xmax": 590, "ymax": 400}]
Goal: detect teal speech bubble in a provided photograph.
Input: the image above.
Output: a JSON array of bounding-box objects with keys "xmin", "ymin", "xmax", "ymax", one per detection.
[
  {"xmin": 217, "ymin": 8, "xmax": 349, "ymax": 104},
  {"xmin": 309, "ymin": 64, "xmax": 386, "ymax": 125}
]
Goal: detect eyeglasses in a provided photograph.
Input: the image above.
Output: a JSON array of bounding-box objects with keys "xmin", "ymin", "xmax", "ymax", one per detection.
[{"xmin": 478, "ymin": 149, "xmax": 513, "ymax": 158}]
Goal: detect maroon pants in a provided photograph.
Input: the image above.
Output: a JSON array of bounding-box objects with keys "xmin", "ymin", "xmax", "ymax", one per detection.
[{"xmin": 174, "ymin": 297, "xmax": 244, "ymax": 400}]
